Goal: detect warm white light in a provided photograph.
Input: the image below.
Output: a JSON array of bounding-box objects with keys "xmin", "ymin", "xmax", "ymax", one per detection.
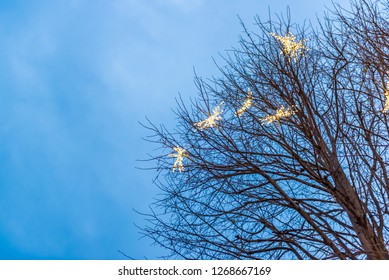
[
  {"xmin": 271, "ymin": 32, "xmax": 308, "ymax": 62},
  {"xmin": 194, "ymin": 102, "xmax": 224, "ymax": 130},
  {"xmin": 235, "ymin": 88, "xmax": 253, "ymax": 117},
  {"xmin": 169, "ymin": 147, "xmax": 188, "ymax": 172},
  {"xmin": 383, "ymin": 82, "xmax": 389, "ymax": 113},
  {"xmin": 261, "ymin": 105, "xmax": 297, "ymax": 124}
]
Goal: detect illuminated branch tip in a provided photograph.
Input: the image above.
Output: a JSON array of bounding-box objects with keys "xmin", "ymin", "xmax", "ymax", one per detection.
[
  {"xmin": 271, "ymin": 32, "xmax": 308, "ymax": 62},
  {"xmin": 383, "ymin": 82, "xmax": 389, "ymax": 113},
  {"xmin": 235, "ymin": 88, "xmax": 253, "ymax": 117},
  {"xmin": 261, "ymin": 105, "xmax": 297, "ymax": 125},
  {"xmin": 194, "ymin": 102, "xmax": 224, "ymax": 130},
  {"xmin": 169, "ymin": 147, "xmax": 189, "ymax": 172}
]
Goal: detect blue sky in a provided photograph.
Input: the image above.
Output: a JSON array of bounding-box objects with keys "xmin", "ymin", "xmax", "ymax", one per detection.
[{"xmin": 0, "ymin": 0, "xmax": 349, "ymax": 259}]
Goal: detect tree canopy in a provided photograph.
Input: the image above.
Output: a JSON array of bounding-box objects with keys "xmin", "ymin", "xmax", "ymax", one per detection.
[{"xmin": 141, "ymin": 0, "xmax": 389, "ymax": 260}]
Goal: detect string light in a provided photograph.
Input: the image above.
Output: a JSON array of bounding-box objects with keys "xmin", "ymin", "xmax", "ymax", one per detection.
[
  {"xmin": 383, "ymin": 82, "xmax": 389, "ymax": 113},
  {"xmin": 271, "ymin": 32, "xmax": 308, "ymax": 62},
  {"xmin": 169, "ymin": 147, "xmax": 188, "ymax": 172},
  {"xmin": 235, "ymin": 88, "xmax": 253, "ymax": 117},
  {"xmin": 261, "ymin": 105, "xmax": 297, "ymax": 125},
  {"xmin": 194, "ymin": 102, "xmax": 224, "ymax": 130}
]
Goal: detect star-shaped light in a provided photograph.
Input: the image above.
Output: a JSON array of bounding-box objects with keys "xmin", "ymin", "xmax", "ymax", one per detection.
[
  {"xmin": 235, "ymin": 88, "xmax": 253, "ymax": 117},
  {"xmin": 271, "ymin": 32, "xmax": 308, "ymax": 62},
  {"xmin": 169, "ymin": 147, "xmax": 189, "ymax": 172},
  {"xmin": 194, "ymin": 102, "xmax": 224, "ymax": 130},
  {"xmin": 261, "ymin": 105, "xmax": 297, "ymax": 125}
]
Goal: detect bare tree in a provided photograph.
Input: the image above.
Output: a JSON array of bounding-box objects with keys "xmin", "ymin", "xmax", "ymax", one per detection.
[{"xmin": 140, "ymin": 0, "xmax": 389, "ymax": 259}]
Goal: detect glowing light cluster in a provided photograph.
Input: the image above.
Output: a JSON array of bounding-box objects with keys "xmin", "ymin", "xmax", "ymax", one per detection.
[
  {"xmin": 271, "ymin": 32, "xmax": 308, "ymax": 62},
  {"xmin": 235, "ymin": 88, "xmax": 253, "ymax": 117},
  {"xmin": 194, "ymin": 102, "xmax": 224, "ymax": 130},
  {"xmin": 383, "ymin": 82, "xmax": 389, "ymax": 113},
  {"xmin": 169, "ymin": 147, "xmax": 188, "ymax": 172},
  {"xmin": 261, "ymin": 105, "xmax": 297, "ymax": 125}
]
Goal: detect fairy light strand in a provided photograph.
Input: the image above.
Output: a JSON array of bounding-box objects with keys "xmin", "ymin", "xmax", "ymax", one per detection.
[
  {"xmin": 271, "ymin": 32, "xmax": 308, "ymax": 62},
  {"xmin": 194, "ymin": 102, "xmax": 224, "ymax": 130},
  {"xmin": 235, "ymin": 88, "xmax": 253, "ymax": 117},
  {"xmin": 383, "ymin": 82, "xmax": 389, "ymax": 113},
  {"xmin": 261, "ymin": 105, "xmax": 297, "ymax": 125},
  {"xmin": 169, "ymin": 147, "xmax": 188, "ymax": 172}
]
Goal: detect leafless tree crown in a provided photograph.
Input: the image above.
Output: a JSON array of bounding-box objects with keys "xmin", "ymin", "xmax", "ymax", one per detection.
[{"xmin": 140, "ymin": 0, "xmax": 389, "ymax": 259}]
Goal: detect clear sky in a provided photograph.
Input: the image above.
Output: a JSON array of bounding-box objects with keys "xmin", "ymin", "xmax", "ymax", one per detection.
[{"xmin": 0, "ymin": 0, "xmax": 349, "ymax": 259}]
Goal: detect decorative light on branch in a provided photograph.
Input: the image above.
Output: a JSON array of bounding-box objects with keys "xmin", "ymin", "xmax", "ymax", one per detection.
[
  {"xmin": 194, "ymin": 102, "xmax": 224, "ymax": 130},
  {"xmin": 235, "ymin": 88, "xmax": 253, "ymax": 117},
  {"xmin": 271, "ymin": 32, "xmax": 308, "ymax": 62},
  {"xmin": 169, "ymin": 147, "xmax": 189, "ymax": 172},
  {"xmin": 261, "ymin": 105, "xmax": 297, "ymax": 125},
  {"xmin": 383, "ymin": 82, "xmax": 389, "ymax": 113}
]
